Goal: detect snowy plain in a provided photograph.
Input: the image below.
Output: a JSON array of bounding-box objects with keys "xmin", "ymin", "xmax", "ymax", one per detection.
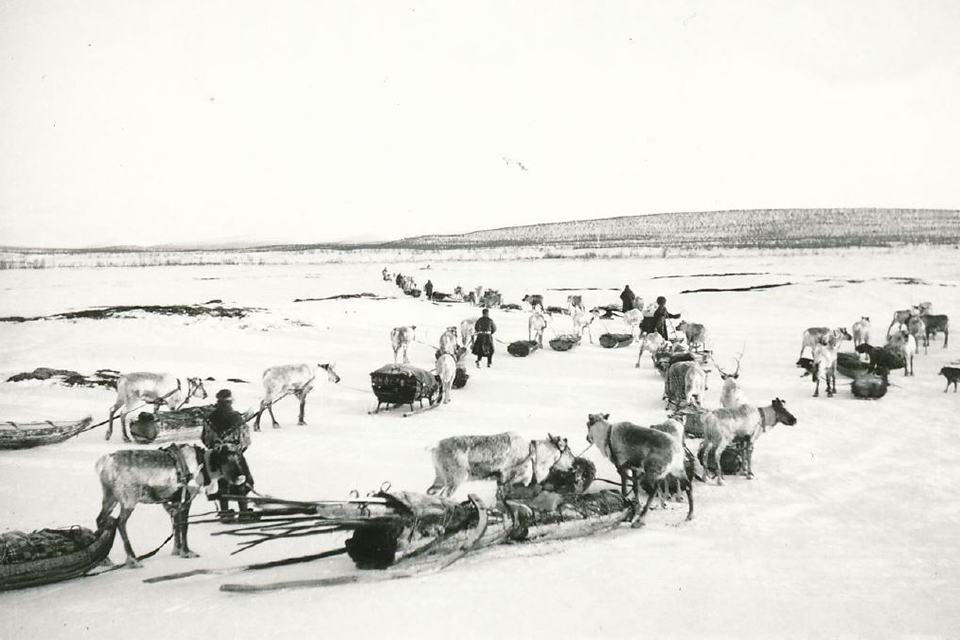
[{"xmin": 1, "ymin": 246, "xmax": 958, "ymax": 639}]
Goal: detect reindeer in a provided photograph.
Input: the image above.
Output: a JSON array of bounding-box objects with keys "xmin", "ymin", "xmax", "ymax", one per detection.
[
  {"xmin": 528, "ymin": 312, "xmax": 548, "ymax": 348},
  {"xmin": 887, "ymin": 304, "xmax": 927, "ymax": 335},
  {"xmin": 799, "ymin": 326, "xmax": 851, "ymax": 358},
  {"xmin": 522, "ymin": 294, "xmax": 545, "ymax": 313},
  {"xmin": 905, "ymin": 315, "xmax": 926, "ymax": 355},
  {"xmin": 572, "ymin": 308, "xmax": 601, "ymax": 344},
  {"xmin": 715, "ymin": 349, "xmax": 744, "ymax": 409},
  {"xmin": 811, "ymin": 334, "xmax": 840, "ymax": 397},
  {"xmin": 107, "ymin": 373, "xmax": 208, "ymax": 442},
  {"xmin": 851, "ymin": 317, "xmax": 871, "ymax": 348},
  {"xmin": 390, "ymin": 325, "xmax": 417, "ymax": 364},
  {"xmin": 635, "ymin": 332, "xmax": 665, "ymax": 368},
  {"xmin": 585, "ymin": 413, "xmax": 693, "ymax": 527},
  {"xmin": 676, "ymin": 320, "xmax": 708, "ymax": 352},
  {"xmin": 899, "ymin": 330, "xmax": 917, "ymax": 376},
  {"xmin": 426, "ymin": 432, "xmax": 574, "ymax": 498},
  {"xmin": 920, "ymin": 311, "xmax": 950, "ymax": 349},
  {"xmin": 697, "ymin": 399, "xmax": 797, "ymax": 485},
  {"xmin": 664, "ymin": 360, "xmax": 707, "ymax": 410},
  {"xmin": 435, "ymin": 353, "xmax": 457, "ymax": 404},
  {"xmin": 255, "ymin": 363, "xmax": 340, "ymax": 430},
  {"xmin": 567, "ymin": 295, "xmax": 586, "ymax": 315},
  {"xmin": 460, "ymin": 317, "xmax": 478, "ymax": 349},
  {"xmin": 438, "ymin": 326, "xmax": 459, "ymax": 356},
  {"xmin": 96, "ymin": 444, "xmax": 247, "ymax": 567}
]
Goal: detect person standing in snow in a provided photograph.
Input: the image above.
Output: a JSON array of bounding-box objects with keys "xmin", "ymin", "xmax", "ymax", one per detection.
[
  {"xmin": 652, "ymin": 296, "xmax": 681, "ymax": 341},
  {"xmin": 203, "ymin": 389, "xmax": 257, "ymax": 522},
  {"xmin": 472, "ymin": 308, "xmax": 497, "ymax": 368},
  {"xmin": 620, "ymin": 285, "xmax": 636, "ymax": 313}
]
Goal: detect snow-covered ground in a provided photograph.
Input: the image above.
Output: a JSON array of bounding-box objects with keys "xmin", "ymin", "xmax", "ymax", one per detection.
[{"xmin": 1, "ymin": 247, "xmax": 958, "ymax": 639}]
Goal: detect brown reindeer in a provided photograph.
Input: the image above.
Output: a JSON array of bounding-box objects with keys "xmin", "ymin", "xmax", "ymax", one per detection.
[
  {"xmin": 586, "ymin": 413, "xmax": 693, "ymax": 527},
  {"xmin": 96, "ymin": 444, "xmax": 247, "ymax": 568}
]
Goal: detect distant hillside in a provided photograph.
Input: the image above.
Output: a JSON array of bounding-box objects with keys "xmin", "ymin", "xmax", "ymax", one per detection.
[{"xmin": 383, "ymin": 209, "xmax": 960, "ymax": 250}]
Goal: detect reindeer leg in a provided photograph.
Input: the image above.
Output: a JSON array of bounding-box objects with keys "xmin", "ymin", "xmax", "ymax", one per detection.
[
  {"xmin": 268, "ymin": 401, "xmax": 280, "ymax": 429},
  {"xmin": 116, "ymin": 506, "xmax": 141, "ymax": 568},
  {"xmin": 120, "ymin": 411, "xmax": 131, "ymax": 443},
  {"xmin": 254, "ymin": 401, "xmax": 265, "ymax": 431},
  {"xmin": 178, "ymin": 501, "xmax": 198, "ymax": 558},
  {"xmin": 714, "ymin": 443, "xmax": 727, "ymax": 486},
  {"xmin": 106, "ymin": 401, "xmax": 123, "ymax": 440},
  {"xmin": 684, "ymin": 480, "xmax": 694, "ymax": 521},
  {"xmin": 297, "ymin": 392, "xmax": 307, "ymax": 426},
  {"xmin": 163, "ymin": 502, "xmax": 182, "ymax": 556},
  {"xmin": 633, "ymin": 488, "xmax": 657, "ymax": 528}
]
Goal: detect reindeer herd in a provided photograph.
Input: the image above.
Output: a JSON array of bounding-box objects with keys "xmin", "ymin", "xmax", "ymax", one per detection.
[{"xmin": 91, "ymin": 278, "xmax": 955, "ymax": 565}]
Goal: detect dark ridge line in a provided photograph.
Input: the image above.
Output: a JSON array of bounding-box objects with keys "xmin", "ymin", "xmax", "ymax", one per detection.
[
  {"xmin": 292, "ymin": 293, "xmax": 385, "ymax": 303},
  {"xmin": 652, "ymin": 272, "xmax": 770, "ymax": 280},
  {"xmin": 546, "ymin": 287, "xmax": 619, "ymax": 291},
  {"xmin": 679, "ymin": 282, "xmax": 795, "ymax": 294}
]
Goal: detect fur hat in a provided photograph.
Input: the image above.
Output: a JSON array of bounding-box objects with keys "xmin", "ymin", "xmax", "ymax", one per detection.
[
  {"xmin": 216, "ymin": 389, "xmax": 233, "ymax": 402},
  {"xmin": 656, "ymin": 296, "xmax": 666, "ymax": 305}
]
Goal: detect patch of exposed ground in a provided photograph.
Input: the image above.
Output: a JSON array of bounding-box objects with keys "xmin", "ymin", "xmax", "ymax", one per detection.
[
  {"xmin": 679, "ymin": 282, "xmax": 795, "ymax": 294},
  {"xmin": 0, "ymin": 303, "xmax": 258, "ymax": 323}
]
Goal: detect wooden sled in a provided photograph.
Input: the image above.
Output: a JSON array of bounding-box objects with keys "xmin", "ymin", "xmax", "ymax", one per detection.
[
  {"xmin": 0, "ymin": 518, "xmax": 117, "ymax": 591},
  {"xmin": 0, "ymin": 417, "xmax": 93, "ymax": 450},
  {"xmin": 369, "ymin": 365, "xmax": 440, "ymax": 414}
]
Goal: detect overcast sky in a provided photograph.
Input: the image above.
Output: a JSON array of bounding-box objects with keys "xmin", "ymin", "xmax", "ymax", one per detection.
[{"xmin": 1, "ymin": 1, "xmax": 958, "ymax": 248}]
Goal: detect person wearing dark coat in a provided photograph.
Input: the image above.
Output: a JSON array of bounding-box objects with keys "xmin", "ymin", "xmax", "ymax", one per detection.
[
  {"xmin": 620, "ymin": 285, "xmax": 636, "ymax": 313},
  {"xmin": 202, "ymin": 389, "xmax": 257, "ymax": 523},
  {"xmin": 424, "ymin": 280, "xmax": 434, "ymax": 300},
  {"xmin": 472, "ymin": 308, "xmax": 497, "ymax": 368},
  {"xmin": 652, "ymin": 295, "xmax": 681, "ymax": 341}
]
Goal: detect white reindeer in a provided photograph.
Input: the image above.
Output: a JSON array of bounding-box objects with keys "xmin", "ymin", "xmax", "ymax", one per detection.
[
  {"xmin": 255, "ymin": 363, "xmax": 340, "ymax": 430},
  {"xmin": 900, "ymin": 330, "xmax": 917, "ymax": 376},
  {"xmin": 435, "ymin": 353, "xmax": 457, "ymax": 404},
  {"xmin": 528, "ymin": 312, "xmax": 548, "ymax": 348},
  {"xmin": 635, "ymin": 332, "xmax": 665, "ymax": 368},
  {"xmin": 460, "ymin": 317, "xmax": 478, "ymax": 349},
  {"xmin": 572, "ymin": 308, "xmax": 601, "ymax": 344},
  {"xmin": 438, "ymin": 327, "xmax": 459, "ymax": 356},
  {"xmin": 107, "ymin": 373, "xmax": 208, "ymax": 442},
  {"xmin": 851, "ymin": 317, "xmax": 871, "ymax": 348},
  {"xmin": 390, "ymin": 326, "xmax": 417, "ymax": 364}
]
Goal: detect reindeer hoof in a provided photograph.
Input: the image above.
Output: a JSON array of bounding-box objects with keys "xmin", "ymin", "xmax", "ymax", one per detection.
[
  {"xmin": 272, "ymin": 423, "xmax": 281, "ymax": 429},
  {"xmin": 630, "ymin": 518, "xmax": 646, "ymax": 529},
  {"xmin": 297, "ymin": 421, "xmax": 306, "ymax": 426},
  {"xmin": 125, "ymin": 558, "xmax": 143, "ymax": 569},
  {"xmin": 122, "ymin": 436, "xmax": 131, "ymax": 443},
  {"xmin": 179, "ymin": 550, "xmax": 199, "ymax": 559}
]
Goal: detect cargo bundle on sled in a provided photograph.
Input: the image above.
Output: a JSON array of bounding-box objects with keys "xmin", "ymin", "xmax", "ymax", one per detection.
[
  {"xmin": 370, "ymin": 364, "xmax": 440, "ymax": 413},
  {"xmin": 598, "ymin": 333, "xmax": 634, "ymax": 349},
  {"xmin": 549, "ymin": 334, "xmax": 581, "ymax": 352},
  {"xmin": 507, "ymin": 340, "xmax": 539, "ymax": 357},
  {"xmin": 0, "ymin": 518, "xmax": 117, "ymax": 591},
  {"xmin": 0, "ymin": 417, "xmax": 93, "ymax": 450},
  {"xmin": 128, "ymin": 405, "xmax": 214, "ymax": 444}
]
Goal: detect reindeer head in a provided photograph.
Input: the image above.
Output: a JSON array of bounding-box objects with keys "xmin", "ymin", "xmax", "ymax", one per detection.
[
  {"xmin": 585, "ymin": 413, "xmax": 611, "ymax": 443},
  {"xmin": 446, "ymin": 326, "xmax": 458, "ymax": 337},
  {"xmin": 319, "ymin": 363, "xmax": 341, "ymax": 383},
  {"xmin": 771, "ymin": 398, "xmax": 797, "ymax": 426},
  {"xmin": 715, "ymin": 345, "xmax": 744, "ymax": 380}
]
